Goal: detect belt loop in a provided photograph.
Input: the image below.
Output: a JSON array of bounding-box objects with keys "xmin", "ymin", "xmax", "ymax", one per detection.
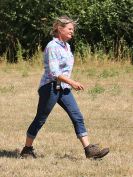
[{"xmin": 56, "ymin": 80, "xmax": 61, "ymax": 90}]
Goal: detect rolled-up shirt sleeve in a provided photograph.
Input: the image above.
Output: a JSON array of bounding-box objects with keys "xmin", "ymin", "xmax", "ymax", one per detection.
[{"xmin": 45, "ymin": 46, "xmax": 62, "ymax": 78}]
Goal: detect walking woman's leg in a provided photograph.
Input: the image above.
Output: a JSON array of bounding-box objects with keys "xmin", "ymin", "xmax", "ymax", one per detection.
[
  {"xmin": 20, "ymin": 82, "xmax": 59, "ymax": 158},
  {"xmin": 26, "ymin": 83, "xmax": 59, "ymax": 146},
  {"xmin": 57, "ymin": 89, "xmax": 89, "ymax": 147},
  {"xmin": 57, "ymin": 89, "xmax": 109, "ymax": 159}
]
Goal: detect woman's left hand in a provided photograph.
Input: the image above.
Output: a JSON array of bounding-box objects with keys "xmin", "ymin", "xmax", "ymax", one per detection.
[{"xmin": 70, "ymin": 80, "xmax": 84, "ymax": 91}]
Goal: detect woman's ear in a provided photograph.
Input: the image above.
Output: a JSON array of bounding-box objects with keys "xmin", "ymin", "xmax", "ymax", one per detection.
[{"xmin": 58, "ymin": 26, "xmax": 63, "ymax": 34}]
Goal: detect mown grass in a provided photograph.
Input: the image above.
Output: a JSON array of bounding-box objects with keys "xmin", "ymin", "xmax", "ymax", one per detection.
[{"xmin": 0, "ymin": 59, "xmax": 133, "ymax": 177}]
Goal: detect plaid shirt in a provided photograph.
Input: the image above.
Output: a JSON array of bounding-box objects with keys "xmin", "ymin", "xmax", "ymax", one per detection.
[{"xmin": 39, "ymin": 38, "xmax": 74, "ymax": 89}]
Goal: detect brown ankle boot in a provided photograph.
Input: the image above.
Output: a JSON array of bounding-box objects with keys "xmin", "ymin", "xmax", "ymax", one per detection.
[
  {"xmin": 84, "ymin": 144, "xmax": 109, "ymax": 159},
  {"xmin": 20, "ymin": 146, "xmax": 37, "ymax": 159}
]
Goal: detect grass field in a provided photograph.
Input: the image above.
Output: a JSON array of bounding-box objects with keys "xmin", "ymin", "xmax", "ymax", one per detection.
[{"xmin": 0, "ymin": 60, "xmax": 133, "ymax": 177}]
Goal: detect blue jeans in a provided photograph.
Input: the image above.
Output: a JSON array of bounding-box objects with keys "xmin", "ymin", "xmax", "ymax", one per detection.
[{"xmin": 27, "ymin": 82, "xmax": 88, "ymax": 139}]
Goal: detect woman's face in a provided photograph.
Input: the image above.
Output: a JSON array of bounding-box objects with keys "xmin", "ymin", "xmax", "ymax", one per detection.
[{"xmin": 58, "ymin": 23, "xmax": 74, "ymax": 42}]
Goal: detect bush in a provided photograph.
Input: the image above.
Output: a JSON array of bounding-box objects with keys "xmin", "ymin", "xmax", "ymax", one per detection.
[{"xmin": 0, "ymin": 0, "xmax": 133, "ymax": 62}]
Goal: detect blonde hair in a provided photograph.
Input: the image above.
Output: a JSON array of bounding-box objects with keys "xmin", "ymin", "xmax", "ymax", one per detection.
[{"xmin": 52, "ymin": 16, "xmax": 76, "ymax": 37}]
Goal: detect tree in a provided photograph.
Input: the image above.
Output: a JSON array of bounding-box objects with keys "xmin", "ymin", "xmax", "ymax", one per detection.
[{"xmin": 0, "ymin": 0, "xmax": 133, "ymax": 62}]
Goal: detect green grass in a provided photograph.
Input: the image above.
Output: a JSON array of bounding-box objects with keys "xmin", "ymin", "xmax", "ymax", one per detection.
[
  {"xmin": 98, "ymin": 68, "xmax": 119, "ymax": 78},
  {"xmin": 0, "ymin": 60, "xmax": 133, "ymax": 177},
  {"xmin": 88, "ymin": 84, "xmax": 105, "ymax": 99},
  {"xmin": 0, "ymin": 85, "xmax": 15, "ymax": 94}
]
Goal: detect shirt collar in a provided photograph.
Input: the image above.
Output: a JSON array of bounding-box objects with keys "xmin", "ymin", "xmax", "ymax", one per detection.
[{"xmin": 53, "ymin": 37, "xmax": 66, "ymax": 48}]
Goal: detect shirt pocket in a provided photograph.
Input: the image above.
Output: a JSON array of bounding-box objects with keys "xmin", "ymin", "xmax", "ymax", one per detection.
[{"xmin": 59, "ymin": 56, "xmax": 67, "ymax": 68}]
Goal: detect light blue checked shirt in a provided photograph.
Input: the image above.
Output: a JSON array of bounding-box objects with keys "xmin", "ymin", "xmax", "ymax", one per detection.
[{"xmin": 39, "ymin": 38, "xmax": 74, "ymax": 89}]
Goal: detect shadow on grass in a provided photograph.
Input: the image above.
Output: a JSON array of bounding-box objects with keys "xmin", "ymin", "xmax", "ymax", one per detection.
[
  {"xmin": 55, "ymin": 153, "xmax": 82, "ymax": 161},
  {"xmin": 0, "ymin": 149, "xmax": 20, "ymax": 158}
]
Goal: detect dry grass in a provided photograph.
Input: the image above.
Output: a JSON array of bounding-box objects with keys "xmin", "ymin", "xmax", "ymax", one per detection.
[{"xmin": 0, "ymin": 60, "xmax": 133, "ymax": 177}]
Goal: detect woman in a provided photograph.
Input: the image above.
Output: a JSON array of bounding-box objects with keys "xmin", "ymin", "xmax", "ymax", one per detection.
[{"xmin": 20, "ymin": 16, "xmax": 109, "ymax": 159}]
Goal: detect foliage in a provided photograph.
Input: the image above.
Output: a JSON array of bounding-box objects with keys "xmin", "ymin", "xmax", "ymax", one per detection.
[{"xmin": 0, "ymin": 0, "xmax": 133, "ymax": 62}]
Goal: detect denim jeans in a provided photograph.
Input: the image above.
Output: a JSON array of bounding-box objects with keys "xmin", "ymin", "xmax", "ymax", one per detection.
[{"xmin": 27, "ymin": 82, "xmax": 88, "ymax": 139}]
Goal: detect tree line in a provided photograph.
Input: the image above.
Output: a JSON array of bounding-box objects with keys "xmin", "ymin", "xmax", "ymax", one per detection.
[{"xmin": 0, "ymin": 0, "xmax": 133, "ymax": 62}]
